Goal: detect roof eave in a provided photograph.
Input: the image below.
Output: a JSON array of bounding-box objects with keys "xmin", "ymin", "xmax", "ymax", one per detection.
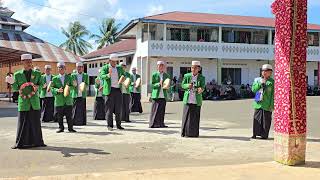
[{"xmin": 115, "ymin": 19, "xmax": 140, "ymax": 39}]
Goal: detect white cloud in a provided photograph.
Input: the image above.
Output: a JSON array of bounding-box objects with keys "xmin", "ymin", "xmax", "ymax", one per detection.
[
  {"xmin": 146, "ymin": 5, "xmax": 164, "ymax": 16},
  {"xmin": 114, "ymin": 8, "xmax": 129, "ymax": 21},
  {"xmin": 3, "ymin": 0, "xmax": 122, "ymax": 29}
]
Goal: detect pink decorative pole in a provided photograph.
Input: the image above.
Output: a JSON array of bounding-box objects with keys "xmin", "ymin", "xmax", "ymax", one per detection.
[{"xmin": 272, "ymin": 0, "xmax": 307, "ymax": 165}]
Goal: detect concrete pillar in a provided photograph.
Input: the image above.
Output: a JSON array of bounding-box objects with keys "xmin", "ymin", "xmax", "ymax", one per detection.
[
  {"xmin": 268, "ymin": 29, "xmax": 273, "ymax": 45},
  {"xmin": 272, "ymin": 0, "xmax": 307, "ymax": 165},
  {"xmin": 163, "ymin": 24, "xmax": 167, "ymax": 41},
  {"xmin": 318, "ymin": 62, "xmax": 320, "ymax": 86},
  {"xmin": 217, "ymin": 59, "xmax": 222, "ymax": 85},
  {"xmin": 218, "ymin": 26, "xmax": 222, "ymax": 43}
]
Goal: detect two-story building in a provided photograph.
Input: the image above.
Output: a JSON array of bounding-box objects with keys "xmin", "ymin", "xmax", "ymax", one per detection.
[{"xmin": 84, "ymin": 11, "xmax": 320, "ymax": 99}]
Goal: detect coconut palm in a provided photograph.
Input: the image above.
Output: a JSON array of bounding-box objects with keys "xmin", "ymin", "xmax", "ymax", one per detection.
[
  {"xmin": 90, "ymin": 18, "xmax": 120, "ymax": 49},
  {"xmin": 59, "ymin": 21, "xmax": 92, "ymax": 56}
]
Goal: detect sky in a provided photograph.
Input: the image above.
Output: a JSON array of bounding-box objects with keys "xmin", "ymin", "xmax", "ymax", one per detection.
[{"xmin": 2, "ymin": 0, "xmax": 320, "ymax": 51}]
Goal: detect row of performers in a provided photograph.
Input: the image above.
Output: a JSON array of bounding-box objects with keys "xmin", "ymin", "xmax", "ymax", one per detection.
[
  {"xmin": 11, "ymin": 53, "xmax": 274, "ymax": 149},
  {"xmin": 11, "ymin": 53, "xmax": 205, "ymax": 149}
]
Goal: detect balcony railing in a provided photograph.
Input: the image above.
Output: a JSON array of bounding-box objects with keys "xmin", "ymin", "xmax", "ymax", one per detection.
[{"xmin": 140, "ymin": 40, "xmax": 320, "ymax": 61}]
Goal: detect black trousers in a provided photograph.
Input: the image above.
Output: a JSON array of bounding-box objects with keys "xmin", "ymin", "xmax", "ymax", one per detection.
[
  {"xmin": 94, "ymin": 96, "xmax": 106, "ymax": 120},
  {"xmin": 130, "ymin": 93, "xmax": 143, "ymax": 113},
  {"xmin": 149, "ymin": 98, "xmax": 167, "ymax": 128},
  {"xmin": 121, "ymin": 93, "xmax": 131, "ymax": 122},
  {"xmin": 73, "ymin": 97, "xmax": 87, "ymax": 126},
  {"xmin": 105, "ymin": 87, "xmax": 122, "ymax": 128},
  {"xmin": 14, "ymin": 108, "xmax": 45, "ymax": 148},
  {"xmin": 253, "ymin": 109, "xmax": 272, "ymax": 139},
  {"xmin": 55, "ymin": 105, "xmax": 73, "ymax": 131},
  {"xmin": 41, "ymin": 97, "xmax": 55, "ymax": 122},
  {"xmin": 181, "ymin": 104, "xmax": 201, "ymax": 137}
]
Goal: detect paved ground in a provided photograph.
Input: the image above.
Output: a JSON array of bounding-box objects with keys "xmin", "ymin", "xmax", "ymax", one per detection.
[{"xmin": 0, "ymin": 97, "xmax": 319, "ymax": 179}]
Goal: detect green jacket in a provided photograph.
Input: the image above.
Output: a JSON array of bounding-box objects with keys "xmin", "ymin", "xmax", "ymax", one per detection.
[
  {"xmin": 40, "ymin": 74, "xmax": 54, "ymax": 98},
  {"xmin": 151, "ymin": 72, "xmax": 170, "ymax": 100},
  {"xmin": 252, "ymin": 77, "xmax": 274, "ymax": 111},
  {"xmin": 70, "ymin": 72, "xmax": 89, "ymax": 98},
  {"xmin": 129, "ymin": 73, "xmax": 141, "ymax": 93},
  {"xmin": 121, "ymin": 71, "xmax": 131, "ymax": 94},
  {"xmin": 94, "ymin": 76, "xmax": 104, "ymax": 97},
  {"xmin": 181, "ymin": 73, "xmax": 206, "ymax": 106},
  {"xmin": 100, "ymin": 64, "xmax": 125, "ymax": 96},
  {"xmin": 12, "ymin": 70, "xmax": 42, "ymax": 112},
  {"xmin": 51, "ymin": 74, "xmax": 74, "ymax": 107}
]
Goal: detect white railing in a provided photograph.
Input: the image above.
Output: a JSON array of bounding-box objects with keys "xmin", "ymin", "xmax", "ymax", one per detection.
[{"xmin": 142, "ymin": 40, "xmax": 320, "ymax": 61}]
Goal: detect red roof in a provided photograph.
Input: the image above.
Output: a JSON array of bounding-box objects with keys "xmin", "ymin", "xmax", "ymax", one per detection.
[
  {"xmin": 83, "ymin": 39, "xmax": 136, "ymax": 59},
  {"xmin": 144, "ymin": 11, "xmax": 320, "ymax": 30}
]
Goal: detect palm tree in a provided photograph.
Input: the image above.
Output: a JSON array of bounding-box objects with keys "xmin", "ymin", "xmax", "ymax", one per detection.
[
  {"xmin": 90, "ymin": 18, "xmax": 120, "ymax": 49},
  {"xmin": 59, "ymin": 21, "xmax": 92, "ymax": 56}
]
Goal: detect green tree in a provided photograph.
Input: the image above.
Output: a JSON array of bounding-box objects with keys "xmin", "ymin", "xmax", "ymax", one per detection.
[
  {"xmin": 59, "ymin": 21, "xmax": 92, "ymax": 56},
  {"xmin": 90, "ymin": 18, "xmax": 120, "ymax": 49}
]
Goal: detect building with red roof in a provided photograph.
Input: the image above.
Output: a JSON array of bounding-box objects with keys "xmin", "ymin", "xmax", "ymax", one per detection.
[{"xmin": 84, "ymin": 11, "xmax": 320, "ymax": 99}]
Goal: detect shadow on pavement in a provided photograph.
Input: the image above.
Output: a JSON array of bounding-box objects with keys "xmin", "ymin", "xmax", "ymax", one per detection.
[
  {"xmin": 296, "ymin": 161, "xmax": 320, "ymax": 169},
  {"xmin": 199, "ymin": 135, "xmax": 251, "ymax": 141},
  {"xmin": 29, "ymin": 146, "xmax": 110, "ymax": 157},
  {"xmin": 125, "ymin": 128, "xmax": 179, "ymax": 135},
  {"xmin": 0, "ymin": 107, "xmax": 18, "ymax": 118}
]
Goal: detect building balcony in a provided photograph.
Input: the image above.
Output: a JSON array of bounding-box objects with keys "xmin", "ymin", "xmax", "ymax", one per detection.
[{"xmin": 139, "ymin": 40, "xmax": 320, "ymax": 61}]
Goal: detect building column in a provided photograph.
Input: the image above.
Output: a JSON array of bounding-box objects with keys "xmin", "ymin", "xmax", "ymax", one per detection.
[
  {"xmin": 163, "ymin": 24, "xmax": 167, "ymax": 41},
  {"xmin": 268, "ymin": 29, "xmax": 273, "ymax": 45},
  {"xmin": 272, "ymin": 0, "xmax": 307, "ymax": 165},
  {"xmin": 217, "ymin": 59, "xmax": 222, "ymax": 85},
  {"xmin": 218, "ymin": 26, "xmax": 222, "ymax": 43},
  {"xmin": 318, "ymin": 62, "xmax": 320, "ymax": 86}
]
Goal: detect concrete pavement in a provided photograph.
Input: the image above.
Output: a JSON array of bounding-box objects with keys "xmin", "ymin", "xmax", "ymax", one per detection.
[{"xmin": 0, "ymin": 97, "xmax": 319, "ymax": 179}]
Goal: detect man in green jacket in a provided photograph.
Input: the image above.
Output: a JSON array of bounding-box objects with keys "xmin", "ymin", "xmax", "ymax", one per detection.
[
  {"xmin": 119, "ymin": 62, "xmax": 131, "ymax": 122},
  {"xmin": 149, "ymin": 60, "xmax": 170, "ymax": 128},
  {"xmin": 71, "ymin": 62, "xmax": 89, "ymax": 126},
  {"xmin": 40, "ymin": 65, "xmax": 55, "ymax": 122},
  {"xmin": 11, "ymin": 54, "xmax": 46, "ymax": 149},
  {"xmin": 100, "ymin": 54, "xmax": 125, "ymax": 130},
  {"xmin": 93, "ymin": 69, "xmax": 105, "ymax": 120},
  {"xmin": 181, "ymin": 61, "xmax": 205, "ymax": 137},
  {"xmin": 51, "ymin": 62, "xmax": 76, "ymax": 133},
  {"xmin": 129, "ymin": 67, "xmax": 143, "ymax": 113},
  {"xmin": 251, "ymin": 64, "xmax": 274, "ymax": 139}
]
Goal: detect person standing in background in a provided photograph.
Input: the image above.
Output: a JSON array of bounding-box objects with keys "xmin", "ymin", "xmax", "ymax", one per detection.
[
  {"xmin": 129, "ymin": 67, "xmax": 143, "ymax": 113},
  {"xmin": 93, "ymin": 69, "xmax": 106, "ymax": 120},
  {"xmin": 71, "ymin": 62, "xmax": 89, "ymax": 126},
  {"xmin": 149, "ymin": 61, "xmax": 170, "ymax": 128},
  {"xmin": 120, "ymin": 62, "xmax": 131, "ymax": 122},
  {"xmin": 181, "ymin": 61, "xmax": 205, "ymax": 138},
  {"xmin": 251, "ymin": 64, "xmax": 274, "ymax": 139},
  {"xmin": 40, "ymin": 65, "xmax": 55, "ymax": 122}
]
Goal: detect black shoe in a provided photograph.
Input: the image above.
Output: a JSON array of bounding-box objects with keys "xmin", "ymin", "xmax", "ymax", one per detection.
[
  {"xmin": 11, "ymin": 146, "xmax": 18, "ymax": 149},
  {"xmin": 161, "ymin": 125, "xmax": 168, "ymax": 128},
  {"xmin": 117, "ymin": 126, "xmax": 125, "ymax": 130},
  {"xmin": 107, "ymin": 127, "xmax": 113, "ymax": 131},
  {"xmin": 125, "ymin": 120, "xmax": 131, "ymax": 123},
  {"xmin": 251, "ymin": 135, "xmax": 257, "ymax": 139},
  {"xmin": 56, "ymin": 129, "xmax": 64, "ymax": 133},
  {"xmin": 68, "ymin": 129, "xmax": 77, "ymax": 133}
]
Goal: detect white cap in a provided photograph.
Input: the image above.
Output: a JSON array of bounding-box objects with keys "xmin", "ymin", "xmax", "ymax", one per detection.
[
  {"xmin": 57, "ymin": 61, "xmax": 65, "ymax": 67},
  {"xmin": 262, "ymin": 64, "xmax": 273, "ymax": 71},
  {"xmin": 98, "ymin": 69, "xmax": 102, "ymax": 73},
  {"xmin": 131, "ymin": 67, "xmax": 137, "ymax": 70},
  {"xmin": 119, "ymin": 62, "xmax": 126, "ymax": 66},
  {"xmin": 44, "ymin": 65, "xmax": 51, "ymax": 69},
  {"xmin": 76, "ymin": 62, "xmax": 83, "ymax": 67},
  {"xmin": 21, "ymin": 54, "xmax": 32, "ymax": 61},
  {"xmin": 192, "ymin": 61, "xmax": 201, "ymax": 66},
  {"xmin": 157, "ymin": 61, "xmax": 165, "ymax": 65},
  {"xmin": 109, "ymin": 54, "xmax": 119, "ymax": 61}
]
